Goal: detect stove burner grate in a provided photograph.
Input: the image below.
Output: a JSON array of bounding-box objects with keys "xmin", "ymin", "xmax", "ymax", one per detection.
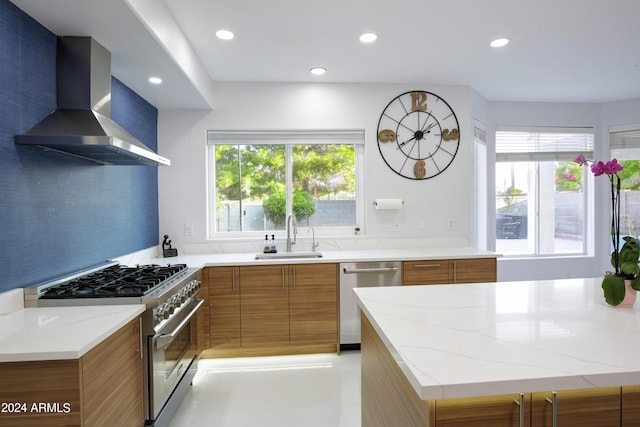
[{"xmin": 39, "ymin": 264, "xmax": 188, "ymax": 299}]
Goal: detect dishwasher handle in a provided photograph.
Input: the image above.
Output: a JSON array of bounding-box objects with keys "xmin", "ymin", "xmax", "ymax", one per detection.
[{"xmin": 343, "ymin": 267, "xmax": 399, "ymax": 274}]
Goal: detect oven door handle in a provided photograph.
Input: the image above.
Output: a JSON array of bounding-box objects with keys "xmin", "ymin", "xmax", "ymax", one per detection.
[{"xmin": 155, "ymin": 299, "xmax": 204, "ymax": 349}]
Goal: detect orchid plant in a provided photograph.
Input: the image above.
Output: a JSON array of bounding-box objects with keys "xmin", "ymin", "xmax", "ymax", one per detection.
[{"xmin": 575, "ymin": 154, "xmax": 640, "ymax": 305}]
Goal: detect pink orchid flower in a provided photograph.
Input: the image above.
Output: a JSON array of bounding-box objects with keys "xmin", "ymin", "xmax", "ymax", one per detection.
[
  {"xmin": 590, "ymin": 161, "xmax": 607, "ymax": 176},
  {"xmin": 603, "ymin": 158, "xmax": 623, "ymax": 175},
  {"xmin": 574, "ymin": 154, "xmax": 588, "ymax": 166}
]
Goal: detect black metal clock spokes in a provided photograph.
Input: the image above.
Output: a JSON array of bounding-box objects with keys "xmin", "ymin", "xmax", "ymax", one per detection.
[{"xmin": 377, "ymin": 90, "xmax": 460, "ymax": 180}]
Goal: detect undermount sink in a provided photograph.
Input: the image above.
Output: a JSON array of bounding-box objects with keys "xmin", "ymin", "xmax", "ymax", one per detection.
[{"xmin": 255, "ymin": 252, "xmax": 323, "ymax": 260}]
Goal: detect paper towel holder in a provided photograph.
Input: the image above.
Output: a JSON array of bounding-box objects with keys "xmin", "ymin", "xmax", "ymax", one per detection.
[{"xmin": 373, "ymin": 198, "xmax": 405, "ymax": 210}]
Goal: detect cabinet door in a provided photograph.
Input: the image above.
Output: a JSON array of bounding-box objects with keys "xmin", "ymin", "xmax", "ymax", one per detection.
[
  {"xmin": 622, "ymin": 385, "xmax": 640, "ymax": 427},
  {"xmin": 451, "ymin": 258, "xmax": 497, "ymax": 283},
  {"xmin": 209, "ymin": 266, "xmax": 240, "ymax": 349},
  {"xmin": 531, "ymin": 387, "xmax": 620, "ymax": 427},
  {"xmin": 197, "ymin": 269, "xmax": 210, "ymax": 352},
  {"xmin": 82, "ymin": 318, "xmax": 143, "ymax": 427},
  {"xmin": 403, "ymin": 260, "xmax": 449, "ymax": 285},
  {"xmin": 240, "ymin": 265, "xmax": 289, "ymax": 347},
  {"xmin": 289, "ymin": 263, "xmax": 338, "ymax": 345},
  {"xmin": 436, "ymin": 393, "xmax": 531, "ymax": 427}
]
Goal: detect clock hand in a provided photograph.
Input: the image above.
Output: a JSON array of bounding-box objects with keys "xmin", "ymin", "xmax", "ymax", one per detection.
[
  {"xmin": 423, "ymin": 122, "xmax": 436, "ymax": 133},
  {"xmin": 397, "ymin": 136, "xmax": 416, "ymax": 149}
]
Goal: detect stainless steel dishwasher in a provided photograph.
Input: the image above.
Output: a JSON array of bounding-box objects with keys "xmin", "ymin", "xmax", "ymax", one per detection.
[{"xmin": 339, "ymin": 261, "xmax": 402, "ymax": 348}]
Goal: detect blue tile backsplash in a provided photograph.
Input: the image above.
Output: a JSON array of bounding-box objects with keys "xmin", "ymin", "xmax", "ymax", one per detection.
[{"xmin": 0, "ymin": 0, "xmax": 160, "ymax": 291}]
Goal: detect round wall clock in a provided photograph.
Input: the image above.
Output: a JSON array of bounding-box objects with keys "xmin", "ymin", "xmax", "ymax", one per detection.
[{"xmin": 376, "ymin": 90, "xmax": 460, "ymax": 180}]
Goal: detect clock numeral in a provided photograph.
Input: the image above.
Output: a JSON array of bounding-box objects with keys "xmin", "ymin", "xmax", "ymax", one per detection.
[
  {"xmin": 414, "ymin": 160, "xmax": 426, "ymax": 179},
  {"xmin": 378, "ymin": 129, "xmax": 397, "ymax": 143},
  {"xmin": 411, "ymin": 92, "xmax": 427, "ymax": 111},
  {"xmin": 442, "ymin": 128, "xmax": 459, "ymax": 141}
]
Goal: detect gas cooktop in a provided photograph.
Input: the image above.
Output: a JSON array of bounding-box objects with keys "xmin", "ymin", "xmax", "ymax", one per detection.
[{"xmin": 39, "ymin": 264, "xmax": 188, "ymax": 299}]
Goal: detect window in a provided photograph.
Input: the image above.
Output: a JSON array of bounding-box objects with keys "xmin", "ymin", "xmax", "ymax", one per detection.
[
  {"xmin": 495, "ymin": 127, "xmax": 594, "ymax": 256},
  {"xmin": 610, "ymin": 125, "xmax": 640, "ymax": 237},
  {"xmin": 207, "ymin": 130, "xmax": 364, "ymax": 238}
]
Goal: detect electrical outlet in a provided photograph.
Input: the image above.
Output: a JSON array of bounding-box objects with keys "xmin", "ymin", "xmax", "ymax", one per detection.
[
  {"xmin": 448, "ymin": 219, "xmax": 455, "ymax": 230},
  {"xmin": 393, "ymin": 222, "xmax": 400, "ymax": 232},
  {"xmin": 184, "ymin": 223, "xmax": 194, "ymax": 236}
]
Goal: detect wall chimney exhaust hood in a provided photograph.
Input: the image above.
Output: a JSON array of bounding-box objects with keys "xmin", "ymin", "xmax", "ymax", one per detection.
[{"xmin": 15, "ymin": 36, "xmax": 170, "ymax": 166}]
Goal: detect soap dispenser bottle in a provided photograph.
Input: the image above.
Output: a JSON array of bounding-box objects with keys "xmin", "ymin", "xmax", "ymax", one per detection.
[
  {"xmin": 270, "ymin": 234, "xmax": 277, "ymax": 253},
  {"xmin": 263, "ymin": 234, "xmax": 270, "ymax": 253}
]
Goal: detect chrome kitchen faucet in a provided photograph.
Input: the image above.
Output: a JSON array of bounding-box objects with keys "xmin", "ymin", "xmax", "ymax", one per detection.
[{"xmin": 286, "ymin": 214, "xmax": 297, "ymax": 252}]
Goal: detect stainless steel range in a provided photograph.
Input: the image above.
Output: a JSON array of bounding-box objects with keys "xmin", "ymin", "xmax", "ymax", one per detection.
[{"xmin": 24, "ymin": 261, "xmax": 203, "ymax": 427}]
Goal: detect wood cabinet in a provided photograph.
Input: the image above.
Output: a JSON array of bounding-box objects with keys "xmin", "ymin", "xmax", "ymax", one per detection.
[
  {"xmin": 450, "ymin": 258, "xmax": 496, "ymax": 283},
  {"xmin": 196, "ymin": 268, "xmax": 210, "ymax": 353},
  {"xmin": 403, "ymin": 259, "xmax": 450, "ymax": 285},
  {"xmin": 208, "ymin": 266, "xmax": 241, "ymax": 350},
  {"xmin": 403, "ymin": 258, "xmax": 496, "ymax": 286},
  {"xmin": 0, "ymin": 318, "xmax": 142, "ymax": 427},
  {"xmin": 435, "ymin": 393, "xmax": 531, "ymax": 427},
  {"xmin": 436, "ymin": 388, "xmax": 621, "ymax": 427},
  {"xmin": 530, "ymin": 388, "xmax": 620, "ymax": 427},
  {"xmin": 622, "ymin": 385, "xmax": 640, "ymax": 426},
  {"xmin": 204, "ymin": 263, "xmax": 339, "ymax": 357},
  {"xmin": 289, "ymin": 263, "xmax": 339, "ymax": 346},
  {"xmin": 240, "ymin": 264, "xmax": 290, "ymax": 347}
]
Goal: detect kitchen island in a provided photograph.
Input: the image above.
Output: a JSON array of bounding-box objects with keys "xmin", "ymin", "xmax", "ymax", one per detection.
[{"xmin": 354, "ymin": 278, "xmax": 640, "ymax": 426}]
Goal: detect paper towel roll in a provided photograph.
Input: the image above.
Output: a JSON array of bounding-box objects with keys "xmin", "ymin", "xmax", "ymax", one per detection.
[{"xmin": 374, "ymin": 198, "xmax": 404, "ymax": 210}]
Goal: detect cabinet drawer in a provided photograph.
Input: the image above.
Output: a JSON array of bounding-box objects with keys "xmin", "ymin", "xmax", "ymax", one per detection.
[
  {"xmin": 403, "ymin": 260, "xmax": 449, "ymax": 285},
  {"xmin": 452, "ymin": 258, "xmax": 497, "ymax": 283}
]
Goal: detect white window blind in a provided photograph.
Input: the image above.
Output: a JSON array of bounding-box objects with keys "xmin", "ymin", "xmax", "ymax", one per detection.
[
  {"xmin": 496, "ymin": 126, "xmax": 594, "ymax": 162},
  {"xmin": 610, "ymin": 125, "xmax": 640, "ymax": 149},
  {"xmin": 207, "ymin": 129, "xmax": 365, "ymax": 145}
]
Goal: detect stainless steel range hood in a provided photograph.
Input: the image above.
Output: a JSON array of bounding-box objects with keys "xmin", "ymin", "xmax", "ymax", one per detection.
[{"xmin": 15, "ymin": 37, "xmax": 170, "ymax": 166}]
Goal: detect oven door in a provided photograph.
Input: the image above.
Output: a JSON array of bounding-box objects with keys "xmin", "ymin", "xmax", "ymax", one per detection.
[{"xmin": 149, "ymin": 298, "xmax": 204, "ymax": 422}]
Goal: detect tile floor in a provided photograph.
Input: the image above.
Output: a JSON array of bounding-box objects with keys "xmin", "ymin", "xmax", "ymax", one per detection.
[{"xmin": 167, "ymin": 350, "xmax": 362, "ymax": 427}]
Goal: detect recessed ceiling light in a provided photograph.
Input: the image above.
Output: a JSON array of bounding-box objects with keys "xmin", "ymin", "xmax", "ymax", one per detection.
[
  {"xmin": 490, "ymin": 38, "xmax": 510, "ymax": 48},
  {"xmin": 148, "ymin": 76, "xmax": 162, "ymax": 84},
  {"xmin": 216, "ymin": 29, "xmax": 235, "ymax": 40},
  {"xmin": 359, "ymin": 32, "xmax": 377, "ymax": 43},
  {"xmin": 310, "ymin": 67, "xmax": 327, "ymax": 76}
]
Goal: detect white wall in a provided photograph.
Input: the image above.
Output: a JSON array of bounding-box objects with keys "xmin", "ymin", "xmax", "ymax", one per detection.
[
  {"xmin": 157, "ymin": 81, "xmax": 640, "ymax": 282},
  {"xmin": 158, "ymin": 82, "xmax": 475, "ymax": 251}
]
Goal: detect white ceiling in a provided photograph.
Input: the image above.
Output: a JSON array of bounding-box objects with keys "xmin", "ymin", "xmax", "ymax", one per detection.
[{"xmin": 10, "ymin": 0, "xmax": 640, "ymax": 109}]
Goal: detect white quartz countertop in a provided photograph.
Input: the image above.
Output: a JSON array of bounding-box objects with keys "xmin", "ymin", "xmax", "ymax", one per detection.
[
  {"xmin": 147, "ymin": 246, "xmax": 498, "ymax": 268},
  {"xmin": 354, "ymin": 278, "xmax": 640, "ymax": 400},
  {"xmin": 0, "ymin": 305, "xmax": 145, "ymax": 362}
]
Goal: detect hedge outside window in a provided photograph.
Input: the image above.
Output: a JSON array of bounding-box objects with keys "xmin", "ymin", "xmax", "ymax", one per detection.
[{"xmin": 207, "ymin": 130, "xmax": 364, "ymax": 238}]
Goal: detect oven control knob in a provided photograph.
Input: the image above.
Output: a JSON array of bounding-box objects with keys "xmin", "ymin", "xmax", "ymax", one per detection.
[{"xmin": 165, "ymin": 300, "xmax": 175, "ymax": 314}]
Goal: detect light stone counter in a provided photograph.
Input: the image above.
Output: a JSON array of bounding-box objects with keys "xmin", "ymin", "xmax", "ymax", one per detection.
[
  {"xmin": 354, "ymin": 278, "xmax": 640, "ymax": 400},
  {"xmin": 145, "ymin": 246, "xmax": 499, "ymax": 268},
  {"xmin": 0, "ymin": 304, "xmax": 145, "ymax": 362}
]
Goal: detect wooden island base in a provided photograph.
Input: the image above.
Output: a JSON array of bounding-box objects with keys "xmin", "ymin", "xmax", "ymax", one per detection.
[{"xmin": 361, "ymin": 314, "xmax": 640, "ymax": 427}]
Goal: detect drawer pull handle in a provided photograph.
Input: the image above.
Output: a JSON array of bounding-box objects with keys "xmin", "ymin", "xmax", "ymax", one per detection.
[
  {"xmin": 414, "ymin": 264, "xmax": 441, "ymax": 268},
  {"xmin": 513, "ymin": 393, "xmax": 525, "ymax": 427},
  {"xmin": 343, "ymin": 267, "xmax": 399, "ymax": 274},
  {"xmin": 545, "ymin": 391, "xmax": 557, "ymax": 427}
]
